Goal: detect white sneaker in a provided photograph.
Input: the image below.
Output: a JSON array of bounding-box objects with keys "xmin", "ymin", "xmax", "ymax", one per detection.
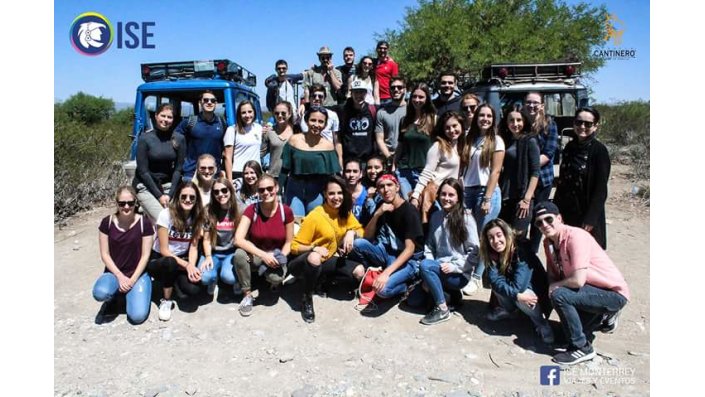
[
  {"xmin": 158, "ymin": 299, "xmax": 174, "ymax": 321},
  {"xmin": 232, "ymin": 282, "xmax": 243, "ymax": 296},
  {"xmin": 537, "ymin": 322, "xmax": 555, "ymax": 344},
  {"xmin": 238, "ymin": 295, "xmax": 254, "ymax": 317},
  {"xmin": 461, "ymin": 277, "xmax": 482, "ymax": 296}
]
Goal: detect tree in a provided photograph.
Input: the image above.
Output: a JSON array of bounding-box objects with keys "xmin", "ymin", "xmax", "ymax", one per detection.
[
  {"xmin": 378, "ymin": 0, "xmax": 609, "ymax": 85},
  {"xmin": 58, "ymin": 92, "xmax": 115, "ymax": 124}
]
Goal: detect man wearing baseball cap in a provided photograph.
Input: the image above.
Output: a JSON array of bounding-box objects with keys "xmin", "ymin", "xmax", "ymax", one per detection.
[
  {"xmin": 302, "ymin": 46, "xmax": 343, "ymax": 109},
  {"xmin": 336, "ymin": 79, "xmax": 378, "ymax": 167},
  {"xmin": 533, "ymin": 201, "xmax": 630, "ymax": 365}
]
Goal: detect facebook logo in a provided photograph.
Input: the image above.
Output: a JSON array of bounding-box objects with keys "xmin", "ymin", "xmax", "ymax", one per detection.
[{"xmin": 540, "ymin": 365, "xmax": 560, "ymax": 385}]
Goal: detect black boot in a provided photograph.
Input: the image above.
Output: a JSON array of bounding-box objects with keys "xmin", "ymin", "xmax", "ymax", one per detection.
[{"xmin": 301, "ymin": 293, "xmax": 315, "ymax": 323}]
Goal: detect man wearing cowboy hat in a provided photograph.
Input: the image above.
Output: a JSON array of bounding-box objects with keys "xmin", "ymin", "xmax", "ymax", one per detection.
[{"xmin": 302, "ymin": 45, "xmax": 343, "ymax": 109}]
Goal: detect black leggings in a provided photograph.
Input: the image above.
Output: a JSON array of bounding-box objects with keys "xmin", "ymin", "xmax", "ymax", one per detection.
[
  {"xmin": 147, "ymin": 252, "xmax": 202, "ymax": 296},
  {"xmin": 288, "ymin": 252, "xmax": 359, "ymax": 294}
]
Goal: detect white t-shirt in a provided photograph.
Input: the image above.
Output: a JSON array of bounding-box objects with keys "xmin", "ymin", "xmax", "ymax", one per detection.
[
  {"xmin": 224, "ymin": 123, "xmax": 263, "ymax": 173},
  {"xmin": 462, "ymin": 135, "xmax": 505, "ymax": 188},
  {"xmin": 152, "ymin": 208, "xmax": 193, "ymax": 257},
  {"xmin": 300, "ymin": 110, "xmax": 339, "ymax": 142}
]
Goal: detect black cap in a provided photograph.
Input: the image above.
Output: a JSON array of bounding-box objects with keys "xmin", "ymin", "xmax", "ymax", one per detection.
[{"xmin": 533, "ymin": 201, "xmax": 560, "ymax": 218}]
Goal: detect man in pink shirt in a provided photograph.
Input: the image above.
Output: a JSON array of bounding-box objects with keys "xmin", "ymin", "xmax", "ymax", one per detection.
[{"xmin": 535, "ymin": 201, "xmax": 629, "ymax": 366}]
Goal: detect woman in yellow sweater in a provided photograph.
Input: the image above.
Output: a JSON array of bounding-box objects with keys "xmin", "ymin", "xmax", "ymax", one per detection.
[{"xmin": 289, "ymin": 175, "xmax": 365, "ymax": 323}]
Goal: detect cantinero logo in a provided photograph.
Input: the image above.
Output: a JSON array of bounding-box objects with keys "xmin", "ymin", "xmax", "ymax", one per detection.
[{"xmin": 69, "ymin": 12, "xmax": 113, "ymax": 56}]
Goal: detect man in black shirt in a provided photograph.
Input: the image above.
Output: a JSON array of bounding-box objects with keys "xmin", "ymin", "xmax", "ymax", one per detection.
[
  {"xmin": 433, "ymin": 71, "xmax": 462, "ymax": 116},
  {"xmin": 349, "ymin": 172, "xmax": 424, "ymax": 299}
]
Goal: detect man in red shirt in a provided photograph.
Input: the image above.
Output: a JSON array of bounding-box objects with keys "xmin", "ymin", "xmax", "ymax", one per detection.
[
  {"xmin": 535, "ymin": 201, "xmax": 629, "ymax": 366},
  {"xmin": 373, "ymin": 41, "xmax": 399, "ymax": 106}
]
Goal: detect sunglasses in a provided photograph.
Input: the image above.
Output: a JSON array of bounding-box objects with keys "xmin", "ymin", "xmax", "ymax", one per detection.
[
  {"xmin": 180, "ymin": 194, "xmax": 196, "ymax": 202},
  {"xmin": 257, "ymin": 186, "xmax": 275, "ymax": 194},
  {"xmin": 276, "ymin": 66, "xmax": 287, "ymax": 71},
  {"xmin": 117, "ymin": 200, "xmax": 136, "ymax": 208},
  {"xmin": 390, "ymin": 85, "xmax": 405, "ymax": 91},
  {"xmin": 574, "ymin": 120, "xmax": 595, "ymax": 128},
  {"xmin": 462, "ymin": 105, "xmax": 478, "ymax": 112},
  {"xmin": 214, "ymin": 187, "xmax": 229, "ymax": 196},
  {"xmin": 534, "ymin": 216, "xmax": 555, "ymax": 228},
  {"xmin": 199, "ymin": 166, "xmax": 215, "ymax": 172},
  {"xmin": 312, "ymin": 93, "xmax": 325, "ymax": 99},
  {"xmin": 319, "ymin": 56, "xmax": 331, "ymax": 61},
  {"xmin": 274, "ymin": 111, "xmax": 288, "ymax": 116},
  {"xmin": 202, "ymin": 98, "xmax": 217, "ymax": 104},
  {"xmin": 363, "ymin": 62, "xmax": 373, "ymax": 66}
]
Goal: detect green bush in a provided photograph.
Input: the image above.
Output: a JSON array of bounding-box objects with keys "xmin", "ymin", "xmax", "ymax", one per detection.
[
  {"xmin": 54, "ymin": 94, "xmax": 133, "ymax": 223},
  {"xmin": 593, "ymin": 101, "xmax": 650, "ymax": 181}
]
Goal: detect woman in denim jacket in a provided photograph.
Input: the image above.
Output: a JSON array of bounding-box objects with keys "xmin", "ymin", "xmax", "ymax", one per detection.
[{"xmin": 482, "ymin": 218, "xmax": 554, "ymax": 344}]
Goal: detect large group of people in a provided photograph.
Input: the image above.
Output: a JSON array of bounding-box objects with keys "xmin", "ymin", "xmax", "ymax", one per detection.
[{"xmin": 94, "ymin": 43, "xmax": 629, "ymax": 366}]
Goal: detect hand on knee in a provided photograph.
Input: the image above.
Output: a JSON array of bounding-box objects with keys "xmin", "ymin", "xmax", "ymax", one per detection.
[{"xmin": 307, "ymin": 252, "xmax": 322, "ymax": 267}]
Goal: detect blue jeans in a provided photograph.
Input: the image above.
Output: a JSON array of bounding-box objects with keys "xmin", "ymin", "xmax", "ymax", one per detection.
[
  {"xmin": 495, "ymin": 288, "xmax": 547, "ymax": 329},
  {"xmin": 92, "ymin": 272, "xmax": 152, "ymax": 324},
  {"xmin": 420, "ymin": 259, "xmax": 469, "ymax": 305},
  {"xmin": 397, "ymin": 169, "xmax": 420, "ymax": 201},
  {"xmin": 198, "ymin": 251, "xmax": 237, "ymax": 286},
  {"xmin": 464, "ymin": 186, "xmax": 502, "ymax": 278},
  {"xmin": 551, "ymin": 285, "xmax": 628, "ymax": 349},
  {"xmin": 285, "ymin": 176, "xmax": 326, "ymax": 217},
  {"xmin": 348, "ymin": 239, "xmax": 421, "ymax": 299}
]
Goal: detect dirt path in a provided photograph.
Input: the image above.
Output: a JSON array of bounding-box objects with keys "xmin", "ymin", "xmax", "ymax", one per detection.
[{"xmin": 54, "ymin": 164, "xmax": 649, "ymax": 396}]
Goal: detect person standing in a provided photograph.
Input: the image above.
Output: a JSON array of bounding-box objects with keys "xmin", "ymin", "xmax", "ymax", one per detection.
[
  {"xmin": 302, "ymin": 46, "xmax": 343, "ymax": 109},
  {"xmin": 336, "ymin": 79, "xmax": 378, "ymax": 167},
  {"xmin": 553, "ymin": 107, "xmax": 610, "ymax": 249},
  {"xmin": 373, "ymin": 41, "xmax": 399, "ymax": 106},
  {"xmin": 523, "ymin": 92, "xmax": 559, "ymax": 253},
  {"xmin": 133, "ymin": 104, "xmax": 186, "ymax": 222},
  {"xmin": 264, "ymin": 59, "xmax": 303, "ymax": 116},
  {"xmin": 175, "ymin": 91, "xmax": 226, "ymax": 180},
  {"xmin": 534, "ymin": 201, "xmax": 629, "ymax": 365},
  {"xmin": 375, "ymin": 76, "xmax": 406, "ymax": 165},
  {"xmin": 432, "ymin": 72, "xmax": 462, "ymax": 116},
  {"xmin": 336, "ymin": 46, "xmax": 357, "ymax": 106}
]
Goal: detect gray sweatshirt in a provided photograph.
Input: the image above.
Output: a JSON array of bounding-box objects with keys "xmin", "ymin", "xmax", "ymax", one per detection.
[{"xmin": 424, "ymin": 209, "xmax": 480, "ymax": 280}]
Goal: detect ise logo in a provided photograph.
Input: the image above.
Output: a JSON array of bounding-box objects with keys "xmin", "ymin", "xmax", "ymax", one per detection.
[
  {"xmin": 540, "ymin": 365, "xmax": 560, "ymax": 386},
  {"xmin": 69, "ymin": 12, "xmax": 113, "ymax": 56},
  {"xmin": 69, "ymin": 12, "xmax": 156, "ymax": 56}
]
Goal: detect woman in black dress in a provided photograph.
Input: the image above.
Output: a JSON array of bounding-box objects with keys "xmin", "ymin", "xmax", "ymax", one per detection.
[{"xmin": 553, "ymin": 107, "xmax": 610, "ymax": 249}]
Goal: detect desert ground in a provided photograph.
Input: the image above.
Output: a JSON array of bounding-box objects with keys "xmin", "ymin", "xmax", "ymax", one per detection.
[{"xmin": 54, "ymin": 164, "xmax": 649, "ymax": 396}]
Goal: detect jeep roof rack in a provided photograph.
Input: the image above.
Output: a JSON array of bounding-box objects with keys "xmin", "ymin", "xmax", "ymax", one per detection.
[
  {"xmin": 480, "ymin": 62, "xmax": 581, "ymax": 85},
  {"xmin": 140, "ymin": 59, "xmax": 257, "ymax": 87}
]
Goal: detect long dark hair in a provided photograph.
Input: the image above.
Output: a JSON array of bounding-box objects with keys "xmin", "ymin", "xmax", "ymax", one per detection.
[
  {"xmin": 207, "ymin": 177, "xmax": 241, "ymax": 247},
  {"xmin": 437, "ymin": 178, "xmax": 468, "ymax": 248},
  {"xmin": 152, "ymin": 103, "xmax": 179, "ymax": 150},
  {"xmin": 401, "ymin": 82, "xmax": 436, "ymax": 136},
  {"xmin": 169, "ymin": 181, "xmax": 205, "ymax": 236},
  {"xmin": 324, "ymin": 175, "xmax": 353, "ymax": 219}
]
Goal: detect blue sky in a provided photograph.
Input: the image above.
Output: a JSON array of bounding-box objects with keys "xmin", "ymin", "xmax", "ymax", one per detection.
[{"xmin": 54, "ymin": 0, "xmax": 649, "ymax": 105}]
